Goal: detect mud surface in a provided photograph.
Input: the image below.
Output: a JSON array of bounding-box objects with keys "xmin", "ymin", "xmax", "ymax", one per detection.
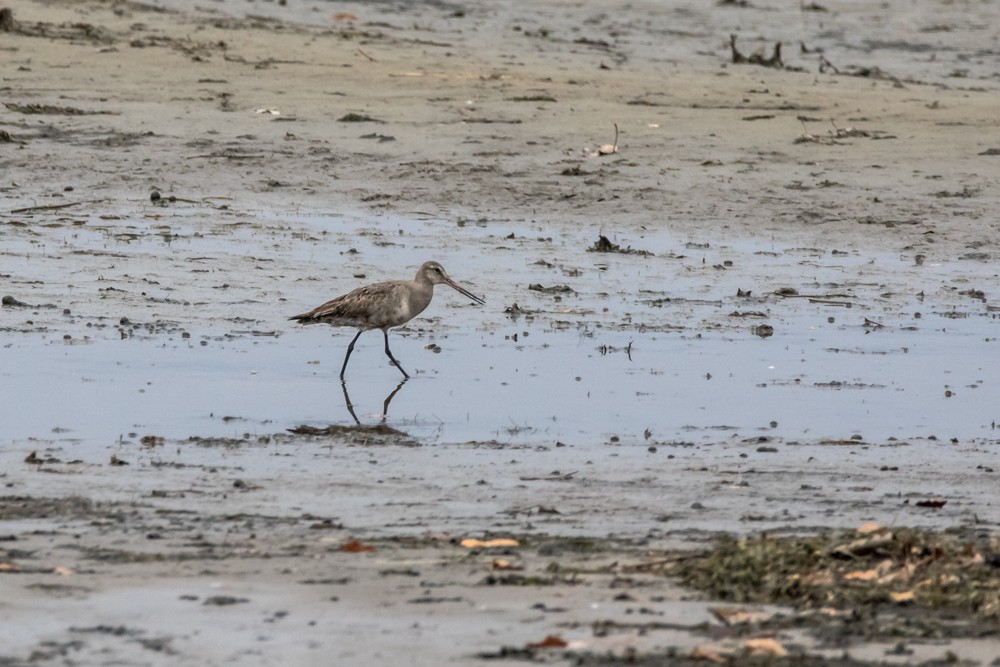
[{"xmin": 2, "ymin": 0, "xmax": 999, "ymax": 664}]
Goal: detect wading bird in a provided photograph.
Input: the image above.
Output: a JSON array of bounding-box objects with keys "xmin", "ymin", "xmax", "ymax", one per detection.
[{"xmin": 289, "ymin": 261, "xmax": 485, "ymax": 380}]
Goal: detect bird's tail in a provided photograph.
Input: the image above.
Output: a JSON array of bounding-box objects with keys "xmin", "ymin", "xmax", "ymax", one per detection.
[{"xmin": 288, "ymin": 312, "xmax": 314, "ymax": 323}]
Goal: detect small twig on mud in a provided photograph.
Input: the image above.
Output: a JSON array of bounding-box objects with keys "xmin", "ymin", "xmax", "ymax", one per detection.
[
  {"xmin": 503, "ymin": 504, "xmax": 562, "ymax": 516},
  {"xmin": 188, "ymin": 153, "xmax": 267, "ymax": 160},
  {"xmin": 10, "ymin": 201, "xmax": 101, "ymax": 214},
  {"xmin": 806, "ymin": 298, "xmax": 853, "ymax": 307},
  {"xmin": 519, "ymin": 471, "xmax": 577, "ymax": 481},
  {"xmin": 775, "ymin": 290, "xmax": 855, "ymax": 307},
  {"xmin": 357, "ymin": 47, "xmax": 376, "ymax": 62}
]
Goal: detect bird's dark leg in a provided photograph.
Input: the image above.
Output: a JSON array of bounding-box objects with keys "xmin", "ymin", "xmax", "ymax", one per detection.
[
  {"xmin": 340, "ymin": 329, "xmax": 365, "ymax": 381},
  {"xmin": 382, "ymin": 329, "xmax": 410, "ymax": 379}
]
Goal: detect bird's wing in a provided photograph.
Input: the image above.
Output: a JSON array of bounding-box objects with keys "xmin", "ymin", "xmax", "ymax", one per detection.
[{"xmin": 291, "ymin": 281, "xmax": 404, "ymax": 327}]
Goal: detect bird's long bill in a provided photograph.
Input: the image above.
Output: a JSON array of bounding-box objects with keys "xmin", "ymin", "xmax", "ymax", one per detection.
[{"xmin": 443, "ymin": 276, "xmax": 486, "ymax": 305}]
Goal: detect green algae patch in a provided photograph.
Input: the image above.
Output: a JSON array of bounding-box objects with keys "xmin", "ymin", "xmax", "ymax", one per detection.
[{"xmin": 672, "ymin": 526, "xmax": 1000, "ymax": 621}]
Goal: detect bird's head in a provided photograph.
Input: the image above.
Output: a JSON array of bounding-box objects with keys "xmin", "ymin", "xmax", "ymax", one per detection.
[{"xmin": 418, "ymin": 261, "xmax": 485, "ymax": 305}]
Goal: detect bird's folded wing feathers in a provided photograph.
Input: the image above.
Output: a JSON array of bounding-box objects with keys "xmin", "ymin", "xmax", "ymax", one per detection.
[{"xmin": 290, "ymin": 282, "xmax": 401, "ymax": 325}]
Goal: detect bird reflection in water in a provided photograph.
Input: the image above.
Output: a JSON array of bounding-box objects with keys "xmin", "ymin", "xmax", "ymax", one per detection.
[{"xmin": 340, "ymin": 378, "xmax": 408, "ymax": 425}]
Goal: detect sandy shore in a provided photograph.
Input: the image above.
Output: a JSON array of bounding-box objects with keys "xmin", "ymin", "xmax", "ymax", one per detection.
[{"xmin": 2, "ymin": 0, "xmax": 999, "ymax": 664}]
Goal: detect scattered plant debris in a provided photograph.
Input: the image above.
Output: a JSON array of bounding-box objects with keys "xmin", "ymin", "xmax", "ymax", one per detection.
[
  {"xmin": 0, "ymin": 7, "xmax": 14, "ymax": 31},
  {"xmin": 518, "ymin": 471, "xmax": 576, "ymax": 481},
  {"xmin": 587, "ymin": 234, "xmax": 653, "ymax": 256},
  {"xmin": 730, "ymin": 34, "xmax": 782, "ymax": 69},
  {"xmin": 528, "ymin": 284, "xmax": 574, "ymax": 294},
  {"xmin": 597, "ymin": 342, "xmax": 633, "ymax": 360},
  {"xmin": 526, "ymin": 635, "xmax": 567, "ymax": 649},
  {"xmin": 24, "ymin": 451, "xmax": 59, "ymax": 465},
  {"xmin": 670, "ymin": 526, "xmax": 1000, "ymax": 621},
  {"xmin": 800, "ymin": 1, "xmax": 827, "ymax": 12},
  {"xmin": 508, "ymin": 95, "xmax": 557, "ymax": 103},
  {"xmin": 795, "ymin": 119, "xmax": 894, "ymax": 145},
  {"xmin": 460, "ymin": 538, "xmax": 519, "ymax": 548},
  {"xmin": 338, "ymin": 113, "xmax": 383, "ymax": 123},
  {"xmin": 0, "ymin": 8, "xmax": 115, "ymax": 43},
  {"xmin": 504, "ymin": 303, "xmax": 536, "ymax": 319},
  {"xmin": 342, "ymin": 539, "xmax": 376, "ymax": 553},
  {"xmin": 2, "ymin": 295, "xmax": 31, "ymax": 308},
  {"xmin": 819, "ymin": 55, "xmax": 905, "ymax": 86},
  {"xmin": 288, "ymin": 423, "xmax": 406, "ymax": 437},
  {"xmin": 933, "ymin": 186, "xmax": 979, "ymax": 198},
  {"xmin": 202, "ymin": 596, "xmax": 249, "ymax": 606},
  {"xmin": 461, "ymin": 117, "xmax": 522, "ymax": 124},
  {"xmin": 4, "ymin": 102, "xmax": 115, "ymax": 116}
]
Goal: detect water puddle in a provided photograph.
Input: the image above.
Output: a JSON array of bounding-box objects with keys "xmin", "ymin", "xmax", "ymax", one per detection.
[{"xmin": 3, "ymin": 209, "xmax": 996, "ymax": 456}]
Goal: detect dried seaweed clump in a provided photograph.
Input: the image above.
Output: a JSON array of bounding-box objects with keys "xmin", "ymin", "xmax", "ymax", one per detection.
[
  {"xmin": 588, "ymin": 235, "xmax": 653, "ymax": 256},
  {"xmin": 672, "ymin": 527, "xmax": 1000, "ymax": 619}
]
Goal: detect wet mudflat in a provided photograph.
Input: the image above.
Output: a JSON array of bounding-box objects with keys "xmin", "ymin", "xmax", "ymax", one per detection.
[{"xmin": 2, "ymin": 0, "xmax": 1000, "ymax": 664}]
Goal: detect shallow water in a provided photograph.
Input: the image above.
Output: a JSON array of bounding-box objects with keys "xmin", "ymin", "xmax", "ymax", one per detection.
[
  {"xmin": 4, "ymin": 210, "xmax": 995, "ymax": 452},
  {"xmin": 4, "ymin": 315, "xmax": 994, "ymax": 445}
]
